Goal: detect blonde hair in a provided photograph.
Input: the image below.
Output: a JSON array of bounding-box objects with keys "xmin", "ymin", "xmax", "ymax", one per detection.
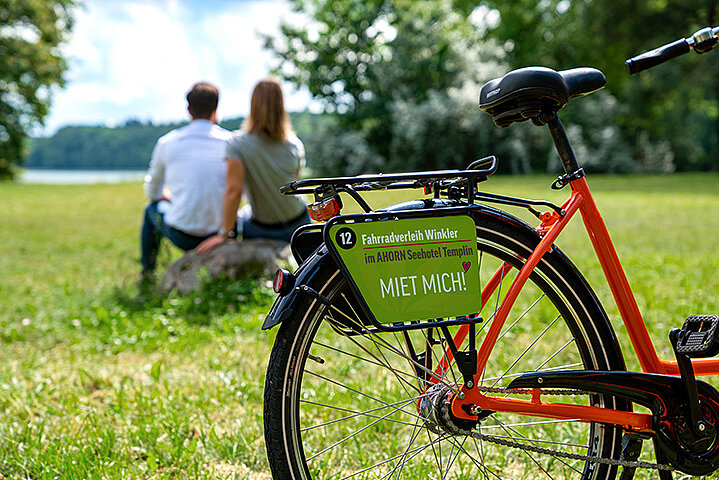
[{"xmin": 243, "ymin": 77, "xmax": 293, "ymax": 142}]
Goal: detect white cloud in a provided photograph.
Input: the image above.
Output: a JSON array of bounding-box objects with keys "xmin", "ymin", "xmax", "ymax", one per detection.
[{"xmin": 43, "ymin": 0, "xmax": 314, "ymax": 133}]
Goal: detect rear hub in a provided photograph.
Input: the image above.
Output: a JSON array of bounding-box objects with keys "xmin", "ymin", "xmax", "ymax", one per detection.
[{"xmin": 419, "ymin": 384, "xmax": 480, "ymax": 435}]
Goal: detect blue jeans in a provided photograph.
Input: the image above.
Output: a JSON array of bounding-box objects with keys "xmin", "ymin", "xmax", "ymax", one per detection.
[
  {"xmin": 239, "ymin": 205, "xmax": 310, "ymax": 243},
  {"xmin": 140, "ymin": 201, "xmax": 215, "ymax": 273}
]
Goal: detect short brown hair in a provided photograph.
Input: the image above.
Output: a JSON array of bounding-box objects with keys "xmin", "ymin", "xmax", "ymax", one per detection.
[
  {"xmin": 186, "ymin": 82, "xmax": 219, "ymax": 119},
  {"xmin": 243, "ymin": 77, "xmax": 293, "ymax": 142}
]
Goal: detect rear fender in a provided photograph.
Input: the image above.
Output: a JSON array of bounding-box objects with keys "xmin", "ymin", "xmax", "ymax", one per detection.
[{"xmin": 289, "ymin": 223, "xmax": 324, "ymax": 264}]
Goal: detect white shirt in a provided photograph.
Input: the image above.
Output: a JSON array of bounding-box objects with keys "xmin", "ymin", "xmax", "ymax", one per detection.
[{"xmin": 143, "ymin": 119, "xmax": 231, "ymax": 235}]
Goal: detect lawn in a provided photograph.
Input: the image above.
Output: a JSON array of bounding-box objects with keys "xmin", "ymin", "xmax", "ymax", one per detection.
[{"xmin": 0, "ymin": 173, "xmax": 717, "ymax": 479}]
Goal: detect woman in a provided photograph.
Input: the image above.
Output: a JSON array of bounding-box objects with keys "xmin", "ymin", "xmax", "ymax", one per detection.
[{"xmin": 197, "ymin": 78, "xmax": 309, "ymax": 253}]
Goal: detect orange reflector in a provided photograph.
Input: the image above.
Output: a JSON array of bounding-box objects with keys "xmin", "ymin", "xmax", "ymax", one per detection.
[{"xmin": 307, "ymin": 197, "xmax": 341, "ymax": 222}]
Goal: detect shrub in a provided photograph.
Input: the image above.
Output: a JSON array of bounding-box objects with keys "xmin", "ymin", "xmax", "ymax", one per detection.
[{"xmin": 303, "ymin": 122, "xmax": 385, "ymax": 176}]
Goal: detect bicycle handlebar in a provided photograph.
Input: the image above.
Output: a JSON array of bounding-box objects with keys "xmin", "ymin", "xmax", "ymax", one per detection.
[
  {"xmin": 625, "ymin": 38, "xmax": 690, "ymax": 75},
  {"xmin": 625, "ymin": 26, "xmax": 719, "ymax": 75}
]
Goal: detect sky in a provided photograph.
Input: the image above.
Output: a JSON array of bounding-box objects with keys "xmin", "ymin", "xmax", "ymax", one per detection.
[{"xmin": 43, "ymin": 0, "xmax": 314, "ymax": 134}]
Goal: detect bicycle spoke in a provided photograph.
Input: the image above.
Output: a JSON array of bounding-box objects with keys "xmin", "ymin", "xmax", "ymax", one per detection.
[
  {"xmin": 474, "ymin": 432, "xmax": 587, "ymax": 450},
  {"xmin": 337, "ymin": 433, "xmax": 456, "ymax": 480},
  {"xmin": 480, "ymin": 362, "xmax": 583, "ymax": 383},
  {"xmin": 304, "ymin": 370, "xmax": 423, "ymax": 421},
  {"xmin": 326, "ymin": 300, "xmax": 459, "ymax": 392},
  {"xmin": 382, "ymin": 416, "xmax": 426, "ymax": 480},
  {"xmin": 306, "ymin": 398, "xmax": 425, "ymax": 462},
  {"xmin": 490, "ymin": 313, "xmax": 562, "ymax": 387},
  {"xmin": 422, "ymin": 327, "xmax": 461, "ymax": 388},
  {"xmin": 534, "ymin": 339, "xmax": 577, "ymax": 371},
  {"xmin": 472, "ymin": 436, "xmax": 505, "ymax": 480},
  {"xmin": 479, "ymin": 417, "xmax": 583, "ymax": 429},
  {"xmin": 496, "ymin": 294, "xmax": 547, "ymax": 343},
  {"xmin": 496, "ymin": 417, "xmax": 582, "ymax": 477},
  {"xmin": 441, "ymin": 435, "xmax": 466, "ymax": 479},
  {"xmin": 322, "ymin": 311, "xmax": 424, "ymax": 394},
  {"xmin": 300, "ymin": 396, "xmax": 423, "ymax": 431},
  {"xmin": 312, "ymin": 339, "xmax": 427, "ymax": 391},
  {"xmin": 491, "ymin": 419, "xmax": 561, "ymax": 480},
  {"xmin": 334, "ymin": 296, "xmax": 419, "ymax": 400}
]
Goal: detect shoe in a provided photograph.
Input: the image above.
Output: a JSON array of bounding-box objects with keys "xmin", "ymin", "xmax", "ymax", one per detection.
[{"xmin": 138, "ymin": 270, "xmax": 156, "ymax": 291}]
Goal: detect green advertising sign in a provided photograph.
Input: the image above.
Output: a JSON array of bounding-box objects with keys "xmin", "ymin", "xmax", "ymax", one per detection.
[{"xmin": 329, "ymin": 216, "xmax": 480, "ymax": 323}]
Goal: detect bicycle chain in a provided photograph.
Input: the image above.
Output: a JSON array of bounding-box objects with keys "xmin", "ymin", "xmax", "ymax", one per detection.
[{"xmin": 440, "ymin": 386, "xmax": 674, "ymax": 471}]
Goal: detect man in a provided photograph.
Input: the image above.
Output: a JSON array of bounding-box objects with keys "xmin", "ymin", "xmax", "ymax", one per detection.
[{"xmin": 140, "ymin": 82, "xmax": 231, "ymax": 277}]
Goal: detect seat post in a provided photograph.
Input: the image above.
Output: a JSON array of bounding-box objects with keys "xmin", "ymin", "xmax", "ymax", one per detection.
[{"xmin": 546, "ymin": 116, "xmax": 580, "ymax": 174}]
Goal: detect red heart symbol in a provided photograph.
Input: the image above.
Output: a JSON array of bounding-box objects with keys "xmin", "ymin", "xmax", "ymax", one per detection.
[{"xmin": 462, "ymin": 261, "xmax": 471, "ymax": 272}]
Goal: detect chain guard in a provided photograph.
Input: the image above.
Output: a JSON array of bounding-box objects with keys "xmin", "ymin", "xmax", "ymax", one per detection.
[
  {"xmin": 421, "ymin": 375, "xmax": 719, "ymax": 474},
  {"xmin": 423, "ymin": 385, "xmax": 673, "ymax": 471},
  {"xmin": 508, "ymin": 370, "xmax": 719, "ymax": 475}
]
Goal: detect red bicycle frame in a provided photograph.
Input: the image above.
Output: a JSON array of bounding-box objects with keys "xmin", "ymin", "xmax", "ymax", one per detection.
[{"xmin": 446, "ymin": 175, "xmax": 719, "ymax": 432}]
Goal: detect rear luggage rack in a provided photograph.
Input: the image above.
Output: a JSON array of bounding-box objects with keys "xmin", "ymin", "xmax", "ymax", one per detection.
[
  {"xmin": 280, "ymin": 156, "xmax": 498, "ymax": 195},
  {"xmin": 283, "ymin": 155, "xmax": 565, "ymax": 216}
]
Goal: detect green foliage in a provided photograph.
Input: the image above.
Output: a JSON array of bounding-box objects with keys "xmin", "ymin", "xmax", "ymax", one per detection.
[
  {"xmin": 302, "ymin": 119, "xmax": 384, "ymax": 175},
  {"xmin": 0, "ymin": 0, "xmax": 75, "ymax": 180},
  {"xmin": 266, "ymin": 0, "xmax": 492, "ymax": 167},
  {"xmin": 389, "ymin": 86, "xmax": 551, "ymax": 174},
  {"xmin": 479, "ymin": 0, "xmax": 719, "ymax": 172},
  {"xmin": 266, "ymin": 0, "xmax": 719, "ymax": 175},
  {"xmin": 27, "ymin": 120, "xmax": 178, "ymax": 170}
]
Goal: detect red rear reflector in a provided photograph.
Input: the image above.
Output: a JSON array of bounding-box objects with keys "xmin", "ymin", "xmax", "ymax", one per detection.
[
  {"xmin": 307, "ymin": 197, "xmax": 341, "ymax": 222},
  {"xmin": 273, "ymin": 269, "xmax": 284, "ymax": 293},
  {"xmin": 273, "ymin": 269, "xmax": 295, "ymax": 296}
]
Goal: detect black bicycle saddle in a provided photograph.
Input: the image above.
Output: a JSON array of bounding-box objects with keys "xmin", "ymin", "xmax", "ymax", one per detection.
[{"xmin": 479, "ymin": 66, "xmax": 606, "ymax": 128}]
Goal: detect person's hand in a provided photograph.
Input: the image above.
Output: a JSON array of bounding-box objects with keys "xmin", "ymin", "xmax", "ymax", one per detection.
[{"xmin": 196, "ymin": 234, "xmax": 226, "ymax": 253}]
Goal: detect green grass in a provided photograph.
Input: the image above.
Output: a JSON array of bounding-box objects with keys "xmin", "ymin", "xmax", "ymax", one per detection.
[
  {"xmin": 0, "ymin": 173, "xmax": 718, "ymax": 478},
  {"xmin": 0, "ymin": 183, "xmax": 275, "ymax": 478}
]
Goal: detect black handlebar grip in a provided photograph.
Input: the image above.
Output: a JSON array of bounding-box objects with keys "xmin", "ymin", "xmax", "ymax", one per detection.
[{"xmin": 625, "ymin": 38, "xmax": 691, "ymax": 75}]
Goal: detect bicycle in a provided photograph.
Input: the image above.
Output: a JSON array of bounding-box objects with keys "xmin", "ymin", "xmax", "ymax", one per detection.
[{"xmin": 261, "ymin": 26, "xmax": 719, "ymax": 480}]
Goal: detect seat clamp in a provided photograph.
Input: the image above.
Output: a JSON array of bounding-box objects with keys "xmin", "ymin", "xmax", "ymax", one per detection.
[{"xmin": 551, "ymin": 168, "xmax": 585, "ymax": 190}]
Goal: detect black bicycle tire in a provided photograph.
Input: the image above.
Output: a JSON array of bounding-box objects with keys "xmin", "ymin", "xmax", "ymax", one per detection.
[{"xmin": 264, "ymin": 209, "xmax": 628, "ymax": 480}]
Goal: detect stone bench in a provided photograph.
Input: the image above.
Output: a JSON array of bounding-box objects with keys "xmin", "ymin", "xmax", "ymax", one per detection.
[{"xmin": 160, "ymin": 239, "xmax": 293, "ymax": 294}]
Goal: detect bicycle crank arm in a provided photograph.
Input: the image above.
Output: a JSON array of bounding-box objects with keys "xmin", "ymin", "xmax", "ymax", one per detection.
[{"xmin": 505, "ymin": 370, "xmax": 719, "ymax": 475}]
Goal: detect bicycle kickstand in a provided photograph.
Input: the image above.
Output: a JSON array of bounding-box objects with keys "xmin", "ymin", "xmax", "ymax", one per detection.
[
  {"xmin": 654, "ymin": 441, "xmax": 674, "ymax": 480},
  {"xmin": 618, "ymin": 433, "xmax": 643, "ymax": 480}
]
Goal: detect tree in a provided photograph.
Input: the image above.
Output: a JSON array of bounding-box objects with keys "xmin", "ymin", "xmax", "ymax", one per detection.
[
  {"xmin": 23, "ymin": 112, "xmax": 328, "ymax": 171},
  {"xmin": 266, "ymin": 0, "xmax": 717, "ymax": 175},
  {"xmin": 478, "ymin": 0, "xmax": 719, "ymax": 171},
  {"xmin": 0, "ymin": 0, "xmax": 75, "ymax": 180},
  {"xmin": 265, "ymin": 0, "xmax": 493, "ymax": 165}
]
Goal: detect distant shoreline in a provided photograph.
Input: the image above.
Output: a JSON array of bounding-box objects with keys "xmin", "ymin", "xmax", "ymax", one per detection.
[{"xmin": 20, "ymin": 169, "xmax": 146, "ymax": 185}]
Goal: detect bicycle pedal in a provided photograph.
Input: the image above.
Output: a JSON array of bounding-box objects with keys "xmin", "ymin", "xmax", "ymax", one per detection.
[{"xmin": 675, "ymin": 315, "xmax": 719, "ymax": 358}]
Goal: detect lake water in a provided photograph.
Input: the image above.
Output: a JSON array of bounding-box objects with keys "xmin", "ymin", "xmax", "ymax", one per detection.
[{"xmin": 20, "ymin": 169, "xmax": 146, "ymax": 184}]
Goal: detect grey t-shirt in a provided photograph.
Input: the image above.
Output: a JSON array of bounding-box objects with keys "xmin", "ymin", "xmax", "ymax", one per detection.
[{"xmin": 225, "ymin": 132, "xmax": 307, "ymax": 225}]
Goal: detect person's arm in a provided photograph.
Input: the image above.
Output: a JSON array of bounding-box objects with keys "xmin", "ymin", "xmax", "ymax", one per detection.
[
  {"xmin": 296, "ymin": 136, "xmax": 306, "ymax": 179},
  {"xmin": 143, "ymin": 141, "xmax": 168, "ymax": 201},
  {"xmin": 195, "ymin": 157, "xmax": 245, "ymax": 253}
]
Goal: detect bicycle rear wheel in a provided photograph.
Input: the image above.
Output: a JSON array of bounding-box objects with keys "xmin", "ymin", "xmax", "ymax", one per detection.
[{"xmin": 264, "ymin": 210, "xmax": 627, "ymax": 480}]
